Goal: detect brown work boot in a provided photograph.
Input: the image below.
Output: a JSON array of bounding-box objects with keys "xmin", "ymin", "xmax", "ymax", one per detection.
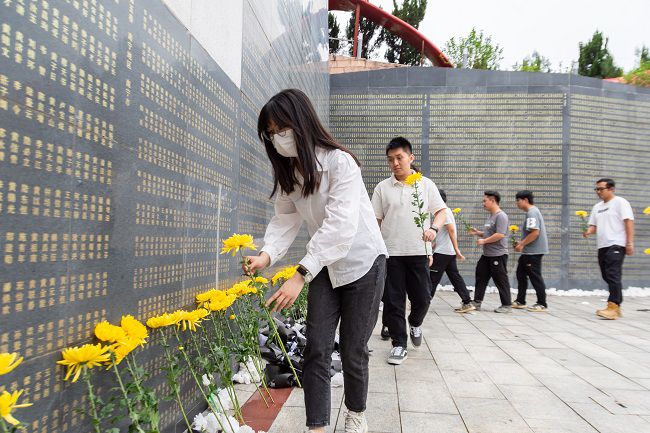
[{"xmin": 596, "ymin": 302, "xmax": 622, "ymax": 320}]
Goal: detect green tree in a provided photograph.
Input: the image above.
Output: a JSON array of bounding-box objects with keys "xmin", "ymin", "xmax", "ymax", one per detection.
[
  {"xmin": 345, "ymin": 9, "xmax": 383, "ymax": 58},
  {"xmin": 443, "ymin": 28, "xmax": 503, "ymax": 70},
  {"xmin": 514, "ymin": 51, "xmax": 552, "ymax": 72},
  {"xmin": 382, "ymin": 0, "xmax": 428, "ymax": 65},
  {"xmin": 329, "ymin": 13, "xmax": 341, "ymax": 53},
  {"xmin": 636, "ymin": 45, "xmax": 649, "ymax": 67},
  {"xmin": 578, "ymin": 30, "xmax": 623, "ymax": 78}
]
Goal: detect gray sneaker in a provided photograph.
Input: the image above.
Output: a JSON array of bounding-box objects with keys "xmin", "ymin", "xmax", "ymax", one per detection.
[
  {"xmin": 455, "ymin": 302, "xmax": 476, "ymax": 313},
  {"xmin": 494, "ymin": 305, "xmax": 512, "ymax": 313},
  {"xmin": 471, "ymin": 300, "xmax": 482, "ymax": 311},
  {"xmin": 344, "ymin": 410, "xmax": 368, "ymax": 433},
  {"xmin": 409, "ymin": 326, "xmax": 422, "ymax": 347},
  {"xmin": 387, "ymin": 346, "xmax": 408, "ymax": 365},
  {"xmin": 527, "ymin": 304, "xmax": 547, "ymax": 312}
]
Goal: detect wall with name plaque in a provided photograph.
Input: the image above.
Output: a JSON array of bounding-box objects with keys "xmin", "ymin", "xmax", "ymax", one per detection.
[
  {"xmin": 330, "ymin": 68, "xmax": 650, "ymax": 291},
  {"xmin": 0, "ymin": 0, "xmax": 327, "ymax": 431}
]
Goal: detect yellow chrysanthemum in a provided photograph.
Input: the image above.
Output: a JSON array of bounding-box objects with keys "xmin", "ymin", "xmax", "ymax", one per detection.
[
  {"xmin": 251, "ymin": 276, "xmax": 268, "ymax": 284},
  {"xmin": 645, "ymin": 248, "xmax": 650, "ymax": 255},
  {"xmin": 196, "ymin": 288, "xmax": 222, "ymax": 304},
  {"xmin": 403, "ymin": 172, "xmax": 422, "ymax": 186},
  {"xmin": 207, "ymin": 295, "xmax": 237, "ymax": 312},
  {"xmin": 221, "ymin": 233, "xmax": 257, "ymax": 256},
  {"xmin": 57, "ymin": 344, "xmax": 112, "ymax": 382},
  {"xmin": 271, "ymin": 266, "xmax": 299, "ymax": 284},
  {"xmin": 0, "ymin": 389, "xmax": 32, "ymax": 426},
  {"xmin": 146, "ymin": 312, "xmax": 180, "ymax": 329},
  {"xmin": 229, "ymin": 314, "xmax": 236, "ymax": 320},
  {"xmin": 0, "ymin": 352, "xmax": 23, "ymax": 376},
  {"xmin": 120, "ymin": 315, "xmax": 148, "ymax": 345},
  {"xmin": 575, "ymin": 210, "xmax": 588, "ymax": 218},
  {"xmin": 509, "ymin": 225, "xmax": 519, "ymax": 232},
  {"xmin": 452, "ymin": 208, "xmax": 461, "ymax": 215},
  {"xmin": 108, "ymin": 337, "xmax": 142, "ymax": 367},
  {"xmin": 644, "ymin": 207, "xmax": 650, "ymax": 215},
  {"xmin": 94, "ymin": 321, "xmax": 127, "ymax": 344},
  {"xmin": 177, "ymin": 309, "xmax": 210, "ymax": 332},
  {"xmin": 226, "ymin": 281, "xmax": 251, "ymax": 297}
]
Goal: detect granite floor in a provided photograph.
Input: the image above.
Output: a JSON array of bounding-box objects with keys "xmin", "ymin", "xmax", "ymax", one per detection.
[{"xmin": 266, "ymin": 291, "xmax": 650, "ymax": 433}]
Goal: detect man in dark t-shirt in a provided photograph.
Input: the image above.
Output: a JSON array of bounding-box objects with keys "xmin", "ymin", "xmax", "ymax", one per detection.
[{"xmin": 469, "ymin": 191, "xmax": 512, "ymax": 313}]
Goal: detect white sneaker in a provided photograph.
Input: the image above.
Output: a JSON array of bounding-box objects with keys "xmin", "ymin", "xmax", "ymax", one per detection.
[
  {"xmin": 344, "ymin": 410, "xmax": 368, "ymax": 433},
  {"xmin": 387, "ymin": 346, "xmax": 408, "ymax": 365}
]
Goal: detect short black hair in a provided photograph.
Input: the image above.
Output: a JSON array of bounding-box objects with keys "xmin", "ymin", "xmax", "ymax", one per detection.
[
  {"xmin": 386, "ymin": 136, "xmax": 413, "ymax": 155},
  {"xmin": 484, "ymin": 190, "xmax": 501, "ymax": 204},
  {"xmin": 596, "ymin": 178, "xmax": 615, "ymax": 188},
  {"xmin": 515, "ymin": 190, "xmax": 534, "ymax": 204},
  {"xmin": 439, "ymin": 189, "xmax": 447, "ymax": 203}
]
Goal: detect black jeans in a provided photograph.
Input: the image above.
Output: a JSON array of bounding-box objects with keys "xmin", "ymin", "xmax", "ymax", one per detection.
[
  {"xmin": 382, "ymin": 255, "xmax": 432, "ymax": 348},
  {"xmin": 303, "ymin": 255, "xmax": 386, "ymax": 428},
  {"xmin": 515, "ymin": 254, "xmax": 547, "ymax": 307},
  {"xmin": 473, "ymin": 254, "xmax": 512, "ymax": 306},
  {"xmin": 598, "ymin": 245, "xmax": 625, "ymax": 305},
  {"xmin": 430, "ymin": 253, "xmax": 471, "ymax": 304}
]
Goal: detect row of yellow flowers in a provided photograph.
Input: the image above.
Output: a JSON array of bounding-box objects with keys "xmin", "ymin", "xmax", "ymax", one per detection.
[
  {"xmin": 0, "ymin": 352, "xmax": 31, "ymax": 430},
  {"xmin": 48, "ymin": 233, "xmax": 302, "ymax": 433}
]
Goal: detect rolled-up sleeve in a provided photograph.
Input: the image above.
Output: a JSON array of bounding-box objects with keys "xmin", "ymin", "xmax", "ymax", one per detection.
[
  {"xmin": 260, "ymin": 193, "xmax": 303, "ymax": 266},
  {"xmin": 300, "ymin": 152, "xmax": 361, "ymax": 277},
  {"xmin": 371, "ymin": 184, "xmax": 384, "ymax": 219}
]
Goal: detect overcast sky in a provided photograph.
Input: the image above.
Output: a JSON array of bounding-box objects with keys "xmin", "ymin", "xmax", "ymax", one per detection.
[{"xmin": 332, "ymin": 0, "xmax": 650, "ymax": 72}]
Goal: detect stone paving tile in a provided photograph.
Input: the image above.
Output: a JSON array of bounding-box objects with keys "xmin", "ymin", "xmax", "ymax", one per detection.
[
  {"xmin": 399, "ymin": 412, "xmax": 468, "ymax": 432},
  {"xmin": 267, "ymin": 293, "xmax": 650, "ymax": 432}
]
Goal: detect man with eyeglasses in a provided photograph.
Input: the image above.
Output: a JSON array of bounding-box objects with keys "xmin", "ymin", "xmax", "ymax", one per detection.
[{"xmin": 583, "ymin": 178, "xmax": 635, "ymax": 320}]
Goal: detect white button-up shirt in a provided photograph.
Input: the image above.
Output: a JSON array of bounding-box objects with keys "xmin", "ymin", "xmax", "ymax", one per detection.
[
  {"xmin": 260, "ymin": 148, "xmax": 388, "ymax": 288},
  {"xmin": 371, "ymin": 173, "xmax": 446, "ymax": 256}
]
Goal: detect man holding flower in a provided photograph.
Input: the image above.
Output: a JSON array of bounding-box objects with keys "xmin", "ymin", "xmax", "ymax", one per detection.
[
  {"xmin": 512, "ymin": 190, "xmax": 549, "ymax": 312},
  {"xmin": 469, "ymin": 191, "xmax": 512, "ymax": 313},
  {"xmin": 583, "ymin": 178, "xmax": 635, "ymax": 320},
  {"xmin": 371, "ymin": 137, "xmax": 446, "ymax": 365}
]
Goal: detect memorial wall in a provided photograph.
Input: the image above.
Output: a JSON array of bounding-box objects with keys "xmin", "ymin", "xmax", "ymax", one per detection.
[
  {"xmin": 0, "ymin": 0, "xmax": 327, "ymax": 431},
  {"xmin": 330, "ymin": 68, "xmax": 650, "ymax": 290}
]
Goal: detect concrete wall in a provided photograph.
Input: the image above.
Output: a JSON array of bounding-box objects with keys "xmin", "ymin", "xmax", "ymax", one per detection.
[
  {"xmin": 0, "ymin": 1, "xmax": 327, "ymax": 431},
  {"xmin": 330, "ymin": 67, "xmax": 650, "ymax": 290}
]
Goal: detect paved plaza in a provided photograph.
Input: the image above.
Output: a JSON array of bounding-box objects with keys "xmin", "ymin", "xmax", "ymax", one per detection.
[{"xmin": 266, "ymin": 291, "xmax": 650, "ymax": 433}]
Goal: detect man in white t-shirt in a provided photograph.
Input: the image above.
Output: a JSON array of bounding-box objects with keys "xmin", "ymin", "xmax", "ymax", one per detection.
[
  {"xmin": 583, "ymin": 178, "xmax": 635, "ymax": 320},
  {"xmin": 371, "ymin": 137, "xmax": 447, "ymax": 365}
]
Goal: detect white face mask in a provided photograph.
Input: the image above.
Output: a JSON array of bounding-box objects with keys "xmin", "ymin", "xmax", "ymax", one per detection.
[{"xmin": 272, "ymin": 129, "xmax": 298, "ymax": 157}]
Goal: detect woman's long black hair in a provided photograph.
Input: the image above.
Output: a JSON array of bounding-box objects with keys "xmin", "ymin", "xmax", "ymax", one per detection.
[{"xmin": 257, "ymin": 89, "xmax": 360, "ymax": 198}]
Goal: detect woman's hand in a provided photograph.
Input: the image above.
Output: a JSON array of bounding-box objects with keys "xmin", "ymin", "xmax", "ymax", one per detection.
[
  {"xmin": 266, "ymin": 273, "xmax": 305, "ymax": 312},
  {"xmin": 242, "ymin": 252, "xmax": 271, "ymax": 275}
]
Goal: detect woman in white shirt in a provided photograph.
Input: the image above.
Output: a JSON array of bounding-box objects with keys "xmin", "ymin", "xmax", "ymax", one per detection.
[{"xmin": 244, "ymin": 89, "xmax": 387, "ymax": 433}]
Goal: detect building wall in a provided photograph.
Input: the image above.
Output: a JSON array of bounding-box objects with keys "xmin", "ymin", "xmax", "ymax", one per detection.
[
  {"xmin": 330, "ymin": 68, "xmax": 650, "ymax": 290},
  {"xmin": 0, "ymin": 0, "xmax": 327, "ymax": 431}
]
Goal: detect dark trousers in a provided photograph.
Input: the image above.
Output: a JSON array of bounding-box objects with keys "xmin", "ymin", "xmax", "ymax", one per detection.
[
  {"xmin": 598, "ymin": 245, "xmax": 625, "ymax": 305},
  {"xmin": 473, "ymin": 254, "xmax": 512, "ymax": 306},
  {"xmin": 303, "ymin": 255, "xmax": 386, "ymax": 428},
  {"xmin": 429, "ymin": 253, "xmax": 471, "ymax": 304},
  {"xmin": 515, "ymin": 254, "xmax": 547, "ymax": 307},
  {"xmin": 382, "ymin": 255, "xmax": 432, "ymax": 348}
]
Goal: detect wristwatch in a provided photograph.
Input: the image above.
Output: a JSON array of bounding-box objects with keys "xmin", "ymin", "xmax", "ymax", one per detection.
[{"xmin": 297, "ymin": 265, "xmax": 313, "ymax": 283}]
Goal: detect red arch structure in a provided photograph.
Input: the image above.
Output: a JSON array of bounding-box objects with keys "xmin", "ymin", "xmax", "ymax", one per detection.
[{"xmin": 329, "ymin": 0, "xmax": 453, "ymax": 67}]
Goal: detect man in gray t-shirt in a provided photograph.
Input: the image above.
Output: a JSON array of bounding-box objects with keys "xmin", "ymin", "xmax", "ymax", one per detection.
[
  {"xmin": 469, "ymin": 191, "xmax": 512, "ymax": 312},
  {"xmin": 513, "ymin": 191, "xmax": 549, "ymax": 311}
]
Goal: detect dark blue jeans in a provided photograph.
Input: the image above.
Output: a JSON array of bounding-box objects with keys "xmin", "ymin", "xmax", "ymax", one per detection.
[{"xmin": 303, "ymin": 255, "xmax": 386, "ymax": 428}]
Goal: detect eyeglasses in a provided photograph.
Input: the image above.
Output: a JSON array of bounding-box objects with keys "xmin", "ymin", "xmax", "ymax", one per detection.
[
  {"xmin": 594, "ymin": 187, "xmax": 610, "ymax": 192},
  {"xmin": 261, "ymin": 128, "xmax": 290, "ymax": 141}
]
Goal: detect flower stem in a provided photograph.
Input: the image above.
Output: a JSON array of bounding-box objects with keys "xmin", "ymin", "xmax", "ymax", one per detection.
[
  {"xmin": 111, "ymin": 360, "xmax": 146, "ymax": 433},
  {"xmin": 173, "ymin": 327, "xmax": 234, "ymax": 433},
  {"xmin": 160, "ymin": 332, "xmax": 192, "ymax": 433},
  {"xmin": 244, "ymin": 361, "xmax": 270, "ymax": 407},
  {"xmin": 263, "ymin": 307, "xmax": 302, "ymax": 387},
  {"xmin": 0, "ymin": 419, "xmax": 10, "ymax": 433},
  {"xmin": 83, "ymin": 368, "xmax": 102, "ymax": 433}
]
